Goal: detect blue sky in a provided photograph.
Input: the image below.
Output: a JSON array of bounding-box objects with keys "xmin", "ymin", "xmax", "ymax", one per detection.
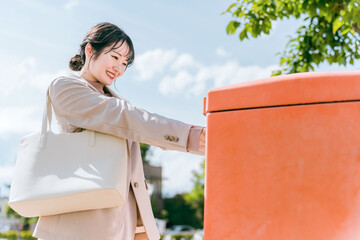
[{"xmin": 0, "ymin": 0, "xmax": 358, "ymax": 198}]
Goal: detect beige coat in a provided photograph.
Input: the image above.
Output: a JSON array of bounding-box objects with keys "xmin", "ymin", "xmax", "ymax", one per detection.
[{"xmin": 32, "ymin": 72, "xmax": 204, "ymax": 240}]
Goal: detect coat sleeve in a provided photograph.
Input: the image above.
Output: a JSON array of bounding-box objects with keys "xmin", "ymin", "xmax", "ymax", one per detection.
[{"xmin": 49, "ymin": 75, "xmax": 204, "ymax": 155}]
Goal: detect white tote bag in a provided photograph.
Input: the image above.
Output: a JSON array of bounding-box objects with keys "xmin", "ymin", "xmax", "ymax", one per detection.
[{"xmin": 8, "ymin": 88, "xmax": 128, "ymax": 218}]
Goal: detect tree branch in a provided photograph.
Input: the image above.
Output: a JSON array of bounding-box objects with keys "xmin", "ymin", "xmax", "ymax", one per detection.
[{"xmin": 353, "ymin": 24, "xmax": 360, "ymax": 35}]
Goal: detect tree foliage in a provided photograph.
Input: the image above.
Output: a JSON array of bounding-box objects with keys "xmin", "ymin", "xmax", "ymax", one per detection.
[
  {"xmin": 0, "ymin": 230, "xmax": 36, "ymax": 240},
  {"xmin": 184, "ymin": 160, "xmax": 204, "ymax": 228},
  {"xmin": 223, "ymin": 0, "xmax": 360, "ymax": 75},
  {"xmin": 162, "ymin": 160, "xmax": 205, "ymax": 229},
  {"xmin": 163, "ymin": 194, "xmax": 202, "ymax": 228},
  {"xmin": 140, "ymin": 143, "xmax": 151, "ymax": 164},
  {"xmin": 4, "ymin": 185, "xmax": 38, "ymax": 231},
  {"xmin": 5, "ymin": 205, "xmax": 38, "ymax": 231}
]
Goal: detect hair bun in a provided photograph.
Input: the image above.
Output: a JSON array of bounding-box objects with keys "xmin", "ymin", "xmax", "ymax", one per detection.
[{"xmin": 69, "ymin": 54, "xmax": 84, "ymax": 71}]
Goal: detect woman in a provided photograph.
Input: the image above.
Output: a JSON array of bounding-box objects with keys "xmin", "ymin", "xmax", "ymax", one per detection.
[{"xmin": 32, "ymin": 22, "xmax": 206, "ymax": 240}]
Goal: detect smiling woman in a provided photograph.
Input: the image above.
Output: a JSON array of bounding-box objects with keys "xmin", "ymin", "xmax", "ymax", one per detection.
[
  {"xmin": 69, "ymin": 23, "xmax": 134, "ymax": 86},
  {"xmin": 31, "ymin": 22, "xmax": 206, "ymax": 240},
  {"xmin": 79, "ymin": 41, "xmax": 129, "ymax": 85}
]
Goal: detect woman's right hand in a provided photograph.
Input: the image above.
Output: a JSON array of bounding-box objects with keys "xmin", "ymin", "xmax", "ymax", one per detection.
[{"xmin": 199, "ymin": 128, "xmax": 206, "ymax": 153}]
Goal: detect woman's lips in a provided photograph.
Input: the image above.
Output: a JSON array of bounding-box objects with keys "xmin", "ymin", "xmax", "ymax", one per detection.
[{"xmin": 106, "ymin": 70, "xmax": 115, "ymax": 79}]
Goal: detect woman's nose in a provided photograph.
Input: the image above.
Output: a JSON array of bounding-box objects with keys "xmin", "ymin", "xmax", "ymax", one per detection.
[{"xmin": 113, "ymin": 64, "xmax": 124, "ymax": 76}]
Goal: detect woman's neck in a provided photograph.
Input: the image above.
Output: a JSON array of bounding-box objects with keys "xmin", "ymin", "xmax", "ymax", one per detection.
[
  {"xmin": 79, "ymin": 70, "xmax": 105, "ymax": 94},
  {"xmin": 79, "ymin": 68, "xmax": 98, "ymax": 83},
  {"xmin": 87, "ymin": 80, "xmax": 105, "ymax": 94}
]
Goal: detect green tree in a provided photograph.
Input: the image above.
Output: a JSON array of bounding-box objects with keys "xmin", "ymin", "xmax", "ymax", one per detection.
[
  {"xmin": 161, "ymin": 160, "xmax": 205, "ymax": 229},
  {"xmin": 184, "ymin": 159, "xmax": 205, "ymax": 228},
  {"xmin": 4, "ymin": 197, "xmax": 38, "ymax": 230},
  {"xmin": 223, "ymin": 0, "xmax": 360, "ymax": 75},
  {"xmin": 163, "ymin": 194, "xmax": 201, "ymax": 228},
  {"xmin": 140, "ymin": 143, "xmax": 151, "ymax": 164},
  {"xmin": 4, "ymin": 184, "xmax": 38, "ymax": 231}
]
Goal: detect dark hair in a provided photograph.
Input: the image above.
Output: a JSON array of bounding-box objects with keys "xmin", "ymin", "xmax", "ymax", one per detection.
[{"xmin": 69, "ymin": 22, "xmax": 135, "ymax": 71}]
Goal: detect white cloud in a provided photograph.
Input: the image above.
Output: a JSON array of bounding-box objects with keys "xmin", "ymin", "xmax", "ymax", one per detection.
[
  {"xmin": 0, "ymin": 57, "xmax": 67, "ymax": 137},
  {"xmin": 158, "ymin": 70, "xmax": 194, "ymax": 96},
  {"xmin": 0, "ymin": 106, "xmax": 41, "ymax": 139},
  {"xmin": 135, "ymin": 48, "xmax": 278, "ymax": 98},
  {"xmin": 64, "ymin": 0, "xmax": 79, "ymax": 11},
  {"xmin": 170, "ymin": 53, "xmax": 198, "ymax": 71},
  {"xmin": 134, "ymin": 49, "xmax": 177, "ymax": 81},
  {"xmin": 195, "ymin": 61, "xmax": 278, "ymax": 88},
  {"xmin": 216, "ymin": 47, "xmax": 229, "ymax": 57},
  {"xmin": 0, "ymin": 58, "xmax": 36, "ymax": 97},
  {"xmin": 159, "ymin": 60, "xmax": 277, "ymax": 97},
  {"xmin": 0, "ymin": 166, "xmax": 13, "ymax": 183},
  {"xmin": 28, "ymin": 69, "xmax": 69, "ymax": 92},
  {"xmin": 0, "ymin": 57, "xmax": 67, "ymax": 97},
  {"xmin": 0, "ymin": 166, "xmax": 14, "ymax": 197}
]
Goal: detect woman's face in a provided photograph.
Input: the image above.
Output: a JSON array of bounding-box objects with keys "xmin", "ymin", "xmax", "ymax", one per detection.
[{"xmin": 84, "ymin": 41, "xmax": 130, "ymax": 85}]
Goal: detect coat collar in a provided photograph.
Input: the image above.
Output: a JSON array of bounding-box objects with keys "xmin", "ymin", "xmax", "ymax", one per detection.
[{"xmin": 65, "ymin": 72, "xmax": 122, "ymax": 99}]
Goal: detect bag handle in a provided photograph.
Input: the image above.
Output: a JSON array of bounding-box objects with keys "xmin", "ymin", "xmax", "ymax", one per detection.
[{"xmin": 39, "ymin": 87, "xmax": 96, "ymax": 149}]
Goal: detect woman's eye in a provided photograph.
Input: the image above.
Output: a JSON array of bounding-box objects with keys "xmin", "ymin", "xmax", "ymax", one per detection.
[{"xmin": 112, "ymin": 56, "xmax": 118, "ymax": 60}]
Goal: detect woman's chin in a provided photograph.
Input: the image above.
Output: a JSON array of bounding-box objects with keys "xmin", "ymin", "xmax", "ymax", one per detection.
[
  {"xmin": 100, "ymin": 78, "xmax": 114, "ymax": 86},
  {"xmin": 105, "ymin": 80, "xmax": 114, "ymax": 86}
]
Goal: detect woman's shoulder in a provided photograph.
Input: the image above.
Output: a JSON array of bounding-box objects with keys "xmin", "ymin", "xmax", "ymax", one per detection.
[
  {"xmin": 48, "ymin": 72, "xmax": 99, "ymax": 97},
  {"xmin": 50, "ymin": 72, "xmax": 88, "ymax": 88},
  {"xmin": 48, "ymin": 72, "xmax": 130, "ymax": 103}
]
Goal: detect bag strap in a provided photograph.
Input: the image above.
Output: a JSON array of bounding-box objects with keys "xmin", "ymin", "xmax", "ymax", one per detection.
[
  {"xmin": 39, "ymin": 88, "xmax": 52, "ymax": 149},
  {"xmin": 39, "ymin": 87, "xmax": 96, "ymax": 149},
  {"xmin": 44, "ymin": 88, "xmax": 52, "ymax": 132}
]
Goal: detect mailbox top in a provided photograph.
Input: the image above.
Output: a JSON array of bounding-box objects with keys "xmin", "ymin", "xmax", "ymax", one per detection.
[{"xmin": 205, "ymin": 70, "xmax": 360, "ymax": 113}]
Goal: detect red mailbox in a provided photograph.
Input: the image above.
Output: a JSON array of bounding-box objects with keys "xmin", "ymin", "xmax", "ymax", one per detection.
[{"xmin": 204, "ymin": 71, "xmax": 360, "ymax": 240}]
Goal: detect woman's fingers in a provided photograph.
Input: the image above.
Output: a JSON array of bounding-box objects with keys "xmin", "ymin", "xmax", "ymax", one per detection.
[{"xmin": 199, "ymin": 128, "xmax": 206, "ymax": 152}]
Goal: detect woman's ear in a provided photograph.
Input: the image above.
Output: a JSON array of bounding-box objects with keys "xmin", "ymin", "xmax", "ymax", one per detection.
[{"xmin": 84, "ymin": 43, "xmax": 93, "ymax": 59}]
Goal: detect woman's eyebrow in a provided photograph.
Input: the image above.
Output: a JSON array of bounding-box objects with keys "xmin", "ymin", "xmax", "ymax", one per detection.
[
  {"xmin": 112, "ymin": 51, "xmax": 129, "ymax": 63},
  {"xmin": 113, "ymin": 51, "xmax": 123, "ymax": 57}
]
